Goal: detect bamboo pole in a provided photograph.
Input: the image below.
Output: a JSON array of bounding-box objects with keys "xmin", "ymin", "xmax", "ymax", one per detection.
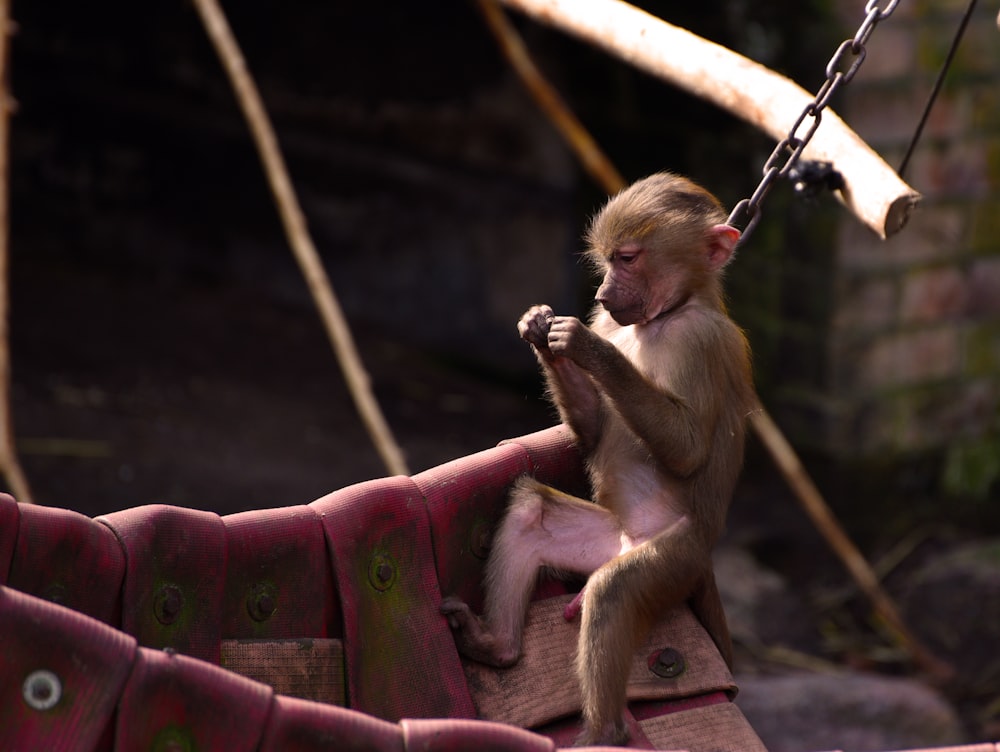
[
  {"xmin": 191, "ymin": 0, "xmax": 408, "ymax": 477},
  {"xmin": 750, "ymin": 410, "xmax": 952, "ymax": 681},
  {"xmin": 478, "ymin": 0, "xmax": 952, "ymax": 682},
  {"xmin": 474, "ymin": 0, "xmax": 626, "ymax": 195},
  {"xmin": 494, "ymin": 0, "xmax": 920, "ymax": 239},
  {"xmin": 0, "ymin": 2, "xmax": 33, "ymax": 505}
]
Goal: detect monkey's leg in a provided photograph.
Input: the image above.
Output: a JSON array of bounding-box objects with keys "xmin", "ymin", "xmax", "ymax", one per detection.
[
  {"xmin": 444, "ymin": 477, "xmax": 622, "ymax": 667},
  {"xmin": 689, "ymin": 569, "xmax": 733, "ymax": 669},
  {"xmin": 575, "ymin": 517, "xmax": 705, "ymax": 746}
]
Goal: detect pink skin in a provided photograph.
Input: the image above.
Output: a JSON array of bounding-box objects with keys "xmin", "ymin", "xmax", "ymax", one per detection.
[{"xmin": 564, "ymin": 588, "xmax": 585, "ymax": 621}]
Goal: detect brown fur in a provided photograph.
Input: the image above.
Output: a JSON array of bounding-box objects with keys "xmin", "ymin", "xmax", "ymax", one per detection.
[{"xmin": 441, "ymin": 172, "xmax": 756, "ymax": 746}]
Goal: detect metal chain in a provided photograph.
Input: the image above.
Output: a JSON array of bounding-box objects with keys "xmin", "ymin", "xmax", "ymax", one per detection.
[{"xmin": 727, "ymin": 0, "xmax": 900, "ymax": 244}]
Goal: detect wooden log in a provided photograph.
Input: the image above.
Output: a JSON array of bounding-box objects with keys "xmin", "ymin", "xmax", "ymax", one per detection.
[{"xmin": 495, "ymin": 0, "xmax": 920, "ymax": 239}]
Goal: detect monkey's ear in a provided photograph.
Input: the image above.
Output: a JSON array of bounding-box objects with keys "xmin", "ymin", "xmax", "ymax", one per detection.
[{"xmin": 706, "ymin": 224, "xmax": 741, "ymax": 270}]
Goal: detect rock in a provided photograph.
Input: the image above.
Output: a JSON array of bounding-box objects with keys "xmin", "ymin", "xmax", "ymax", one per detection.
[
  {"xmin": 899, "ymin": 538, "xmax": 1000, "ymax": 693},
  {"xmin": 734, "ymin": 672, "xmax": 966, "ymax": 752},
  {"xmin": 714, "ymin": 546, "xmax": 818, "ymax": 652}
]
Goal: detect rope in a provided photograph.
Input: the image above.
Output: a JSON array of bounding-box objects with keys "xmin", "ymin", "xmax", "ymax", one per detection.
[{"xmin": 897, "ymin": 0, "xmax": 979, "ymax": 180}]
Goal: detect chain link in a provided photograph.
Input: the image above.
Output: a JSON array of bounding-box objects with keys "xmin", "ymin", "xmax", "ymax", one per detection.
[{"xmin": 727, "ymin": 0, "xmax": 898, "ymax": 244}]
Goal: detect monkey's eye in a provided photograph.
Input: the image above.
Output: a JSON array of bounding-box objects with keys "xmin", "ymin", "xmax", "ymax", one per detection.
[{"xmin": 617, "ymin": 251, "xmax": 638, "ymax": 265}]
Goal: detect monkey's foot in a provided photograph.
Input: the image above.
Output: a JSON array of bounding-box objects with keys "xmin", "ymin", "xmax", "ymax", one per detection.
[
  {"xmin": 574, "ymin": 720, "xmax": 629, "ymax": 748},
  {"xmin": 439, "ymin": 596, "xmax": 520, "ymax": 668}
]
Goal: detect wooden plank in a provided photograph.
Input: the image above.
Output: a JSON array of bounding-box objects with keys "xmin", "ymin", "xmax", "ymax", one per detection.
[{"xmin": 221, "ymin": 638, "xmax": 347, "ymax": 706}]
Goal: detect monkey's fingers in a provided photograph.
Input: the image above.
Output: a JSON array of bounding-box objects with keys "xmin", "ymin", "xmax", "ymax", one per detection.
[
  {"xmin": 545, "ymin": 316, "xmax": 583, "ymax": 354},
  {"xmin": 440, "ymin": 597, "xmax": 520, "ymax": 667},
  {"xmin": 440, "ymin": 596, "xmax": 470, "ymax": 630},
  {"xmin": 440, "ymin": 596, "xmax": 468, "ymax": 615},
  {"xmin": 518, "ymin": 305, "xmax": 556, "ymax": 349}
]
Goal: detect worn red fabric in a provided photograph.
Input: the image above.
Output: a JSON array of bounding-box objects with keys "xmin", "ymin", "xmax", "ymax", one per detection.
[
  {"xmin": 0, "ymin": 429, "xmax": 789, "ymax": 751},
  {"xmin": 416, "ymin": 442, "xmax": 530, "ymax": 612},
  {"xmin": 98, "ymin": 504, "xmax": 226, "ymax": 663},
  {"xmin": 312, "ymin": 475, "xmax": 477, "ymax": 723},
  {"xmin": 115, "ymin": 641, "xmax": 273, "ymax": 750},
  {"xmin": 499, "ymin": 424, "xmax": 588, "ymax": 496},
  {"xmin": 222, "ymin": 504, "xmax": 340, "ymax": 640},
  {"xmin": 258, "ymin": 694, "xmax": 404, "ymax": 752},
  {"xmin": 0, "ymin": 492, "xmax": 20, "ymax": 581},
  {"xmin": 8, "ymin": 502, "xmax": 125, "ymax": 624},
  {"xmin": 0, "ymin": 586, "xmax": 137, "ymax": 752},
  {"xmin": 401, "ymin": 718, "xmax": 557, "ymax": 752}
]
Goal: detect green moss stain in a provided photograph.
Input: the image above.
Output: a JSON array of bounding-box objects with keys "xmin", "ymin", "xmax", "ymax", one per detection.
[
  {"xmin": 942, "ymin": 404, "xmax": 1000, "ymax": 502},
  {"xmin": 965, "ymin": 324, "xmax": 1000, "ymax": 377}
]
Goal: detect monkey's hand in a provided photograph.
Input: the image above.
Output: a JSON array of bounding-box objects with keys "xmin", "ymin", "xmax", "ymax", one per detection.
[
  {"xmin": 440, "ymin": 596, "xmax": 520, "ymax": 668},
  {"xmin": 517, "ymin": 304, "xmax": 556, "ymax": 352},
  {"xmin": 547, "ymin": 316, "xmax": 610, "ymax": 372}
]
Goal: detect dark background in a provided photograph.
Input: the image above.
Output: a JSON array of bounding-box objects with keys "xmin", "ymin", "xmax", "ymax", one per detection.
[{"xmin": 6, "ymin": 0, "xmax": 834, "ymax": 517}]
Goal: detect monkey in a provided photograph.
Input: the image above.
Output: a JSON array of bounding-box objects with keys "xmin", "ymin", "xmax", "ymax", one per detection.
[{"xmin": 440, "ymin": 172, "xmax": 756, "ymax": 746}]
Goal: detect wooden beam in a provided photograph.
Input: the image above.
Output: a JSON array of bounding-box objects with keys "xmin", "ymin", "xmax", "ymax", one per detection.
[{"xmin": 496, "ymin": 0, "xmax": 920, "ymax": 239}]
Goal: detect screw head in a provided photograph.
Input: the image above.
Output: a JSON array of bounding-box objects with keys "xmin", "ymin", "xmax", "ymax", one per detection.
[
  {"xmin": 649, "ymin": 647, "xmax": 685, "ymax": 679},
  {"xmin": 247, "ymin": 582, "xmax": 278, "ymax": 622},
  {"xmin": 154, "ymin": 585, "xmax": 183, "ymax": 625},
  {"xmin": 368, "ymin": 552, "xmax": 398, "ymax": 592},
  {"xmin": 43, "ymin": 583, "xmax": 67, "ymax": 605},
  {"xmin": 23, "ymin": 670, "xmax": 61, "ymax": 711}
]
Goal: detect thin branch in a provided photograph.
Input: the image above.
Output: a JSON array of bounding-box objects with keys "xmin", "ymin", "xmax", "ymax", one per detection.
[
  {"xmin": 750, "ymin": 410, "xmax": 952, "ymax": 682},
  {"xmin": 191, "ymin": 0, "xmax": 408, "ymax": 477},
  {"xmin": 0, "ymin": 1, "xmax": 33, "ymax": 504},
  {"xmin": 478, "ymin": 0, "xmax": 952, "ymax": 683},
  {"xmin": 475, "ymin": 0, "xmax": 626, "ymax": 194}
]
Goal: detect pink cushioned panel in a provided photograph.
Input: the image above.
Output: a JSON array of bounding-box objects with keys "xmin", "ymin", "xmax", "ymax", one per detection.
[
  {"xmin": 0, "ymin": 586, "xmax": 137, "ymax": 752},
  {"xmin": 0, "ymin": 492, "xmax": 20, "ymax": 581},
  {"xmin": 312, "ymin": 476, "xmax": 476, "ymax": 722},
  {"xmin": 499, "ymin": 425, "xmax": 588, "ymax": 497},
  {"xmin": 8, "ymin": 503, "xmax": 125, "ymax": 625},
  {"xmin": 115, "ymin": 643, "xmax": 273, "ymax": 751},
  {"xmin": 222, "ymin": 504, "xmax": 340, "ymax": 639},
  {"xmin": 98, "ymin": 504, "xmax": 226, "ymax": 663},
  {"xmin": 401, "ymin": 718, "xmax": 556, "ymax": 752},
  {"xmin": 414, "ymin": 442, "xmax": 530, "ymax": 611},
  {"xmin": 258, "ymin": 694, "xmax": 404, "ymax": 752}
]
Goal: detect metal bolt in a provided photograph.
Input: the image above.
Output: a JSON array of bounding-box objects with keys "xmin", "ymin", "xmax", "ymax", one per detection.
[
  {"xmin": 154, "ymin": 584, "xmax": 183, "ymax": 625},
  {"xmin": 247, "ymin": 583, "xmax": 278, "ymax": 622},
  {"xmin": 649, "ymin": 647, "xmax": 685, "ymax": 679},
  {"xmin": 368, "ymin": 553, "xmax": 397, "ymax": 592},
  {"xmin": 23, "ymin": 670, "xmax": 61, "ymax": 711},
  {"xmin": 152, "ymin": 729, "xmax": 192, "ymax": 752},
  {"xmin": 43, "ymin": 583, "xmax": 67, "ymax": 605}
]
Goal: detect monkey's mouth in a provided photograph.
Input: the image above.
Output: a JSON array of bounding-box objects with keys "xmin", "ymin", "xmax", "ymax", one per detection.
[{"xmin": 605, "ymin": 307, "xmax": 645, "ymax": 326}]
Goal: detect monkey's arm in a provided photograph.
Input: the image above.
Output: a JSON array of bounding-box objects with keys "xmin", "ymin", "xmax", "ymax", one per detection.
[
  {"xmin": 547, "ymin": 315, "xmax": 717, "ymax": 478},
  {"xmin": 519, "ymin": 305, "xmax": 605, "ymax": 450}
]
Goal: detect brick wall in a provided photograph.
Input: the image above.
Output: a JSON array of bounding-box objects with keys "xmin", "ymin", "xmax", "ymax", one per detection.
[{"xmin": 774, "ymin": 0, "xmax": 1000, "ymax": 486}]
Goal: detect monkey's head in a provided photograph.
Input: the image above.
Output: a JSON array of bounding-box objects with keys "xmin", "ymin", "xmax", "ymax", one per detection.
[{"xmin": 585, "ymin": 172, "xmax": 740, "ymax": 326}]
